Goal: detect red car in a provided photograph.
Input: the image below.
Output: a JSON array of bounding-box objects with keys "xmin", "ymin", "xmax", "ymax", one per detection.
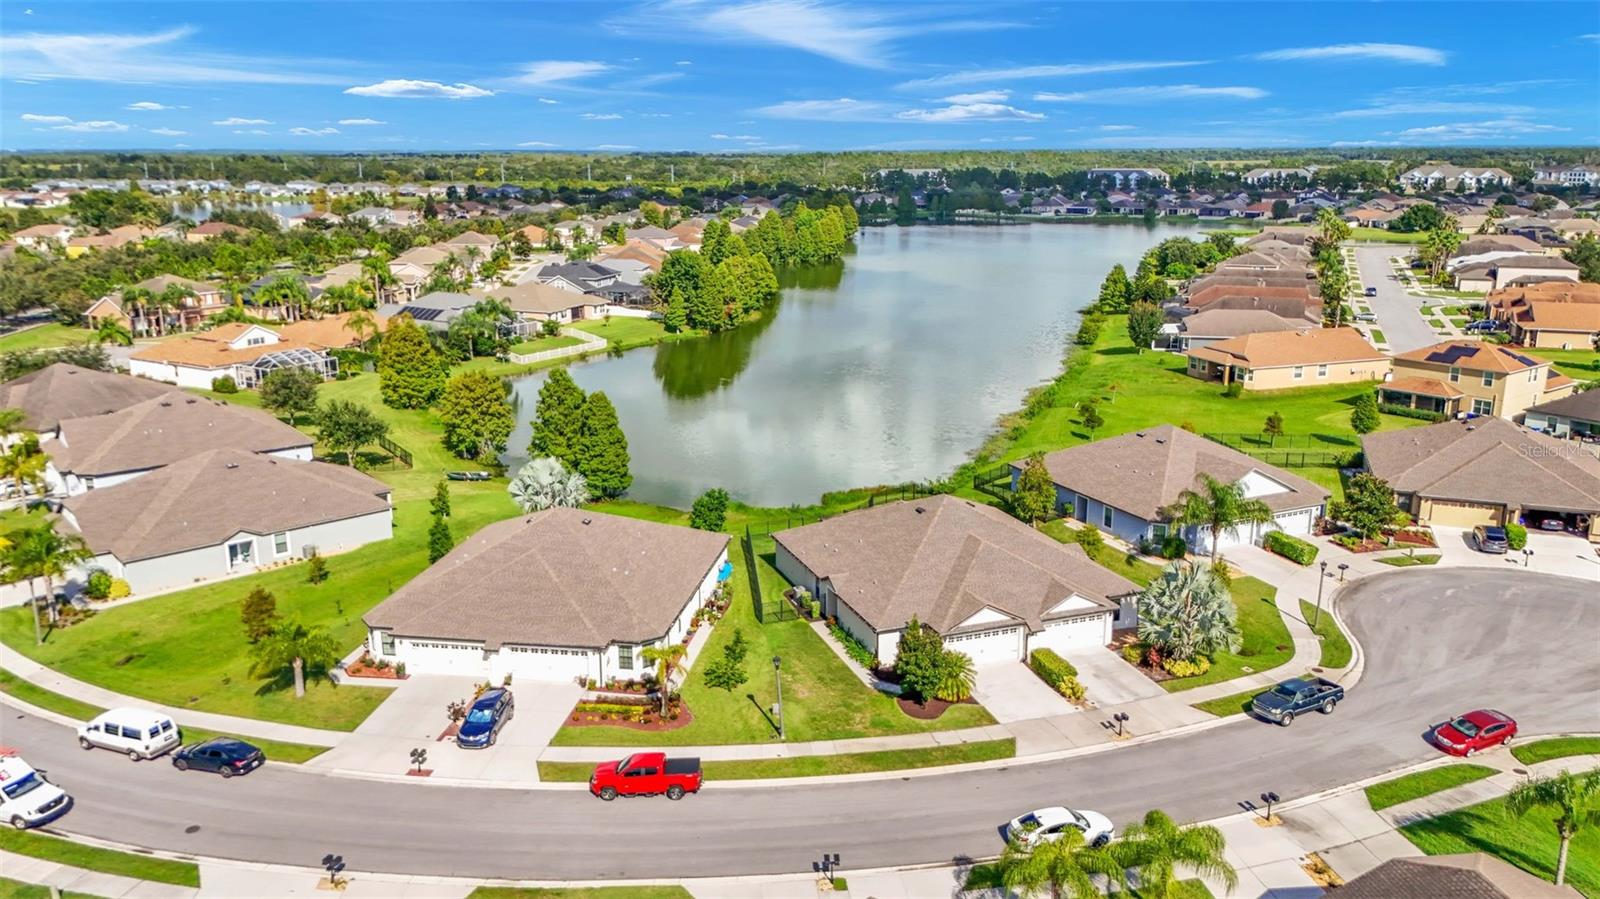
[
  {"xmin": 1433, "ymin": 709, "xmax": 1517, "ymax": 756},
  {"xmin": 589, "ymin": 752, "xmax": 702, "ymax": 801}
]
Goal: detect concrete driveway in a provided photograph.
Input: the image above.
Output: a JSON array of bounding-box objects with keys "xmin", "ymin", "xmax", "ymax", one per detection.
[
  {"xmin": 306, "ymin": 675, "xmax": 581, "ymax": 782},
  {"xmin": 972, "ymin": 661, "xmax": 1078, "ymax": 722},
  {"xmin": 1430, "ymin": 525, "xmax": 1600, "ymax": 580},
  {"xmin": 1352, "ymin": 245, "xmax": 1437, "ymax": 353},
  {"xmin": 1062, "ymin": 646, "xmax": 1167, "ymax": 706}
]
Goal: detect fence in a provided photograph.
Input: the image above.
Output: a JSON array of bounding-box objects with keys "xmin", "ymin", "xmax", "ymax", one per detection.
[
  {"xmin": 376, "ymin": 434, "xmax": 412, "ymax": 469},
  {"xmin": 505, "ymin": 327, "xmax": 607, "ymax": 365},
  {"xmin": 1202, "ymin": 432, "xmax": 1357, "ymax": 468},
  {"xmin": 973, "ymin": 463, "xmax": 1014, "ymax": 502},
  {"xmin": 744, "ymin": 516, "xmax": 824, "ymax": 624}
]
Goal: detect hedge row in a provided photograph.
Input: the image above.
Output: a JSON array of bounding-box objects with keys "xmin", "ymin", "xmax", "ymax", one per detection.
[
  {"xmin": 1378, "ymin": 403, "xmax": 1447, "ymax": 423},
  {"xmin": 1264, "ymin": 530, "xmax": 1319, "ymax": 566},
  {"xmin": 1029, "ymin": 648, "xmax": 1077, "ymax": 686}
]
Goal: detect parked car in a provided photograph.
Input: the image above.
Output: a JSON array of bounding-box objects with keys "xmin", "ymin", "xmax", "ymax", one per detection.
[
  {"xmin": 1354, "ymin": 312, "xmax": 1378, "ymax": 323},
  {"xmin": 1536, "ymin": 517, "xmax": 1567, "ymax": 532},
  {"xmin": 76, "ymin": 708, "xmax": 180, "ymax": 761},
  {"xmin": 1433, "ymin": 709, "xmax": 1517, "ymax": 756},
  {"xmin": 172, "ymin": 737, "xmax": 263, "ymax": 778},
  {"xmin": 1472, "ymin": 525, "xmax": 1509, "ymax": 553},
  {"xmin": 589, "ymin": 752, "xmax": 702, "ymax": 800},
  {"xmin": 0, "ymin": 756, "xmax": 71, "ymax": 829},
  {"xmin": 1005, "ymin": 806, "xmax": 1115, "ymax": 848},
  {"xmin": 1251, "ymin": 677, "xmax": 1344, "ymax": 726},
  {"xmin": 457, "ymin": 687, "xmax": 514, "ymax": 749},
  {"xmin": 1364, "ymin": 286, "xmax": 1378, "ymax": 297}
]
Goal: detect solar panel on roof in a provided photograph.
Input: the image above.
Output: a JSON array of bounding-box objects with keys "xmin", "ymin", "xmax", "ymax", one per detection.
[
  {"xmin": 1504, "ymin": 349, "xmax": 1538, "ymax": 367},
  {"xmin": 402, "ymin": 305, "xmax": 444, "ymax": 322},
  {"xmin": 1423, "ymin": 345, "xmax": 1479, "ymax": 365}
]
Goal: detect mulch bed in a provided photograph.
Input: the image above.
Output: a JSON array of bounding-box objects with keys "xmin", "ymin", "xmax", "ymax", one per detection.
[
  {"xmin": 566, "ymin": 704, "xmax": 696, "ymax": 732},
  {"xmin": 896, "ymin": 696, "xmax": 980, "ymax": 720},
  {"xmin": 1392, "ymin": 530, "xmax": 1437, "ymax": 548},
  {"xmin": 344, "ymin": 660, "xmax": 407, "ymax": 680},
  {"xmin": 437, "ymin": 722, "xmax": 460, "ymax": 742},
  {"xmin": 1329, "ymin": 536, "xmax": 1389, "ymax": 553}
]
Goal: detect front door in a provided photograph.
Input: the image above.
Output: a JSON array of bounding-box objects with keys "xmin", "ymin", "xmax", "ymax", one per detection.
[{"xmin": 1074, "ymin": 495, "xmax": 1088, "ymax": 521}]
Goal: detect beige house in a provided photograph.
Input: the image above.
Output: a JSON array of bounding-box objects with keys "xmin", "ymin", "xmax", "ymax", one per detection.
[
  {"xmin": 1487, "ymin": 281, "xmax": 1600, "ymax": 350},
  {"xmin": 1382, "ymin": 340, "xmax": 1576, "ymax": 420},
  {"xmin": 1481, "ymin": 255, "xmax": 1580, "ymax": 290},
  {"xmin": 1186, "ymin": 327, "xmax": 1389, "ymax": 390}
]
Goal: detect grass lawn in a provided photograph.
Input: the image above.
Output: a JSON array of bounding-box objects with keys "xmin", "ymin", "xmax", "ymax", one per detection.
[
  {"xmin": 1525, "ymin": 346, "xmax": 1600, "ymax": 380},
  {"xmin": 0, "ymin": 881, "xmax": 101, "ymax": 899},
  {"xmin": 538, "ymin": 738, "xmax": 1014, "ymax": 781},
  {"xmin": 1298, "ymin": 599, "xmax": 1353, "ymax": 669},
  {"xmin": 1370, "ymin": 329, "xmax": 1386, "ymax": 345},
  {"xmin": 0, "ymin": 828, "xmax": 200, "ymax": 887},
  {"xmin": 1351, "ymin": 228, "xmax": 1427, "ymax": 244},
  {"xmin": 1191, "ymin": 684, "xmax": 1264, "ymax": 718},
  {"xmin": 1512, "ymin": 737, "xmax": 1600, "ymax": 766},
  {"xmin": 464, "ymin": 883, "xmax": 688, "ymax": 889},
  {"xmin": 509, "ymin": 335, "xmax": 583, "ymax": 354},
  {"xmin": 1163, "ymin": 576, "xmax": 1291, "ymax": 692},
  {"xmin": 1365, "ymin": 764, "xmax": 1497, "ymax": 811},
  {"xmin": 1039, "ymin": 520, "xmax": 1163, "ymax": 585},
  {"xmin": 1400, "ymin": 780, "xmax": 1600, "ymax": 898},
  {"xmin": 550, "ymin": 532, "xmax": 994, "ymax": 746},
  {"xmin": 0, "ymin": 323, "xmax": 92, "ymax": 353},
  {"xmin": 1376, "ymin": 552, "xmax": 1441, "ymax": 567},
  {"xmin": 571, "ymin": 316, "xmax": 683, "ymax": 351}
]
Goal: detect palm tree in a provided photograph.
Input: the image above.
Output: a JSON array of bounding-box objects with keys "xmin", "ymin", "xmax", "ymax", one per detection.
[
  {"xmin": 4, "ymin": 522, "xmax": 93, "ymax": 645},
  {"xmin": 1121, "ymin": 809, "xmax": 1238, "ymax": 898},
  {"xmin": 1506, "ymin": 769, "xmax": 1600, "ymax": 886},
  {"xmin": 507, "ymin": 457, "xmax": 590, "ymax": 512},
  {"xmin": 249, "ymin": 618, "xmax": 341, "ymax": 699},
  {"xmin": 641, "ymin": 643, "xmax": 688, "ymax": 715},
  {"xmin": 932, "ymin": 650, "xmax": 977, "ymax": 702},
  {"xmin": 361, "ymin": 251, "xmax": 394, "ymax": 303},
  {"xmin": 94, "ymin": 317, "xmax": 133, "ymax": 346},
  {"xmin": 0, "ymin": 438, "xmax": 48, "ymax": 499},
  {"xmin": 120, "ymin": 287, "xmax": 154, "ymax": 337},
  {"xmin": 1166, "ymin": 474, "xmax": 1274, "ymax": 566},
  {"xmin": 0, "ymin": 408, "xmax": 25, "ymax": 441},
  {"xmin": 1137, "ymin": 561, "xmax": 1240, "ymax": 663},
  {"xmin": 996, "ymin": 825, "xmax": 1127, "ymax": 899}
]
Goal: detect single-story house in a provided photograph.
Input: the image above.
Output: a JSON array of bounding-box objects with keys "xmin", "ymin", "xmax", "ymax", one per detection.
[
  {"xmin": 538, "ymin": 261, "xmax": 621, "ymax": 294},
  {"xmin": 0, "ymin": 364, "xmax": 173, "ymax": 440},
  {"xmin": 1337, "ymin": 853, "xmax": 1580, "ymax": 899},
  {"xmin": 773, "ymin": 496, "xmax": 1140, "ymax": 665},
  {"xmin": 440, "ymin": 231, "xmax": 500, "ymax": 254},
  {"xmin": 1186, "ymin": 327, "xmax": 1389, "ymax": 390},
  {"xmin": 1362, "ymin": 417, "xmax": 1600, "ymax": 540},
  {"xmin": 1523, "ymin": 389, "xmax": 1600, "ymax": 439},
  {"xmin": 128, "ymin": 322, "xmax": 338, "ymax": 389},
  {"xmin": 1481, "ymin": 255, "xmax": 1581, "ymax": 291},
  {"xmin": 184, "ymin": 221, "xmax": 251, "ymax": 243},
  {"xmin": 469, "ymin": 282, "xmax": 607, "ymax": 326},
  {"xmin": 61, "ymin": 448, "xmax": 393, "ymax": 595},
  {"xmin": 1020, "ymin": 425, "xmax": 1330, "ymax": 554},
  {"xmin": 375, "ymin": 292, "xmax": 480, "ymax": 332},
  {"xmin": 364, "ymin": 508, "xmax": 730, "ymax": 682},
  {"xmin": 1170, "ymin": 308, "xmax": 1314, "ymax": 351},
  {"xmin": 43, "ymin": 393, "xmax": 313, "ymax": 495},
  {"xmin": 1384, "ymin": 340, "xmax": 1575, "ymax": 421},
  {"xmin": 10, "ymin": 223, "xmax": 73, "ymax": 250}
]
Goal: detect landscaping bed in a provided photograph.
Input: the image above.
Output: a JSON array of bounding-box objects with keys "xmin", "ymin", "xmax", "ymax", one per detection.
[
  {"xmin": 344, "ymin": 653, "xmax": 408, "ymax": 680},
  {"xmin": 1158, "ymin": 576, "xmax": 1292, "ymax": 692},
  {"xmin": 895, "ymin": 694, "xmax": 979, "ymax": 720},
  {"xmin": 1376, "ymin": 553, "xmax": 1441, "ymax": 567},
  {"xmin": 566, "ymin": 695, "xmax": 694, "ymax": 732}
]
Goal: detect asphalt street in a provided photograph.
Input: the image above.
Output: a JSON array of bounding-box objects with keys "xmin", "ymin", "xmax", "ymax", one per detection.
[
  {"xmin": 3, "ymin": 569, "xmax": 1596, "ymax": 880},
  {"xmin": 1353, "ymin": 245, "xmax": 1437, "ymax": 352}
]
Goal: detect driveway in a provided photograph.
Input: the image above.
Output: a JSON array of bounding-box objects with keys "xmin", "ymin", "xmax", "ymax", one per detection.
[
  {"xmin": 1430, "ymin": 525, "xmax": 1600, "ymax": 580},
  {"xmin": 972, "ymin": 661, "xmax": 1078, "ymax": 722},
  {"xmin": 1061, "ymin": 647, "xmax": 1167, "ymax": 705},
  {"xmin": 305, "ymin": 676, "xmax": 581, "ymax": 782},
  {"xmin": 1352, "ymin": 245, "xmax": 1437, "ymax": 353}
]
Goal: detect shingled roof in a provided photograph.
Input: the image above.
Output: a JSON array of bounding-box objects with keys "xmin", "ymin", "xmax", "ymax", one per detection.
[
  {"xmin": 1363, "ymin": 417, "xmax": 1600, "ymax": 512},
  {"xmin": 63, "ymin": 448, "xmax": 390, "ymax": 563},
  {"xmin": 1393, "ymin": 340, "xmax": 1555, "ymax": 374},
  {"xmin": 47, "ymin": 394, "xmax": 312, "ymax": 478},
  {"xmin": 365, "ymin": 508, "xmax": 729, "ymax": 650},
  {"xmin": 1032, "ymin": 425, "xmax": 1329, "ymax": 520},
  {"xmin": 1337, "ymin": 853, "xmax": 1578, "ymax": 899},
  {"xmin": 773, "ymin": 496, "xmax": 1138, "ymax": 635},
  {"xmin": 1189, "ymin": 327, "xmax": 1384, "ymax": 369},
  {"xmin": 0, "ymin": 364, "xmax": 174, "ymax": 432}
]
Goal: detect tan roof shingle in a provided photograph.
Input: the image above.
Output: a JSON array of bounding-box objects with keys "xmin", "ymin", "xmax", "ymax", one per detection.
[
  {"xmin": 1363, "ymin": 417, "xmax": 1600, "ymax": 512},
  {"xmin": 0, "ymin": 364, "xmax": 174, "ymax": 432},
  {"xmin": 1190, "ymin": 327, "xmax": 1383, "ymax": 369},
  {"xmin": 47, "ymin": 394, "xmax": 312, "ymax": 477}
]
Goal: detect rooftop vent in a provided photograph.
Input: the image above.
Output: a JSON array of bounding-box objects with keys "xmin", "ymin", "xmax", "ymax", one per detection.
[
  {"xmin": 225, "ymin": 462, "xmax": 239, "ymax": 469},
  {"xmin": 914, "ymin": 506, "xmax": 925, "ymax": 514},
  {"xmin": 582, "ymin": 517, "xmax": 592, "ymax": 525}
]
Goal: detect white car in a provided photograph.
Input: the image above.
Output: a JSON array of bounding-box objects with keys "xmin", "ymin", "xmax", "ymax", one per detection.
[
  {"xmin": 1006, "ymin": 806, "xmax": 1115, "ymax": 848},
  {"xmin": 76, "ymin": 708, "xmax": 180, "ymax": 761},
  {"xmin": 0, "ymin": 756, "xmax": 72, "ymax": 829}
]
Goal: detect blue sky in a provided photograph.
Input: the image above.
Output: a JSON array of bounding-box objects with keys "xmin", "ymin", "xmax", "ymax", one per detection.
[{"xmin": 2, "ymin": 1, "xmax": 1597, "ymax": 152}]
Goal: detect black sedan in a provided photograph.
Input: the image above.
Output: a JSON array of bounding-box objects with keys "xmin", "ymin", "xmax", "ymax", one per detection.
[{"xmin": 171, "ymin": 737, "xmax": 264, "ymax": 778}]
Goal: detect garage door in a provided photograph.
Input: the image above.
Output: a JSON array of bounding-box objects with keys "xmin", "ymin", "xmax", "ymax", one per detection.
[
  {"xmin": 1428, "ymin": 500, "xmax": 1503, "ymax": 527},
  {"xmin": 497, "ymin": 645, "xmax": 596, "ymax": 683},
  {"xmin": 942, "ymin": 626, "xmax": 1024, "ymax": 664},
  {"xmin": 397, "ymin": 639, "xmax": 488, "ymax": 676},
  {"xmin": 1272, "ymin": 509, "xmax": 1315, "ymax": 538},
  {"xmin": 1034, "ymin": 613, "xmax": 1111, "ymax": 653}
]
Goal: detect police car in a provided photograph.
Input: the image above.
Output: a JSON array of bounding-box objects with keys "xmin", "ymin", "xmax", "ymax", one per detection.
[{"xmin": 0, "ymin": 755, "xmax": 72, "ymax": 829}]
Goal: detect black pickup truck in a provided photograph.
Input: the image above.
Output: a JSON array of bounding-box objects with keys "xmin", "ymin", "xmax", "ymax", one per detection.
[{"xmin": 1250, "ymin": 677, "xmax": 1343, "ymax": 726}]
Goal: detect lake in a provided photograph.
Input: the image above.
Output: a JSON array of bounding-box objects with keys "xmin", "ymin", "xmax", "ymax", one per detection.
[
  {"xmin": 170, "ymin": 200, "xmax": 315, "ymax": 223},
  {"xmin": 505, "ymin": 222, "xmax": 1208, "ymax": 508}
]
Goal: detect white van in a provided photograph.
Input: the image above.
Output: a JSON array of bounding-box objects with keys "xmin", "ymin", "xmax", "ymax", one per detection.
[
  {"xmin": 76, "ymin": 708, "xmax": 180, "ymax": 760},
  {"xmin": 0, "ymin": 756, "xmax": 71, "ymax": 828}
]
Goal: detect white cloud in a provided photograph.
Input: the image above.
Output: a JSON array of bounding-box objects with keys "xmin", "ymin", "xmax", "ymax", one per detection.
[
  {"xmin": 537, "ymin": 97, "xmax": 560, "ymax": 104},
  {"xmin": 213, "ymin": 116, "xmax": 272, "ymax": 125},
  {"xmin": 1581, "ymin": 33, "xmax": 1600, "ymax": 41},
  {"xmin": 345, "ymin": 79, "xmax": 494, "ymax": 99},
  {"xmin": 125, "ymin": 101, "xmax": 173, "ymax": 110},
  {"xmin": 710, "ymin": 133, "xmax": 762, "ymax": 141},
  {"xmin": 639, "ymin": 112, "xmax": 671, "ymax": 118},
  {"xmin": 755, "ymin": 97, "xmax": 895, "ymax": 121},
  {"xmin": 941, "ymin": 90, "xmax": 1009, "ymax": 104},
  {"xmin": 899, "ymin": 60, "xmax": 1204, "ymax": 90},
  {"xmin": 1332, "ymin": 101, "xmax": 1536, "ymax": 118},
  {"xmin": 0, "ymin": 26, "xmax": 346, "ymax": 84},
  {"xmin": 1255, "ymin": 43, "xmax": 1447, "ymax": 65},
  {"xmin": 977, "ymin": 136, "xmax": 1035, "ymax": 143},
  {"xmin": 518, "ymin": 140, "xmax": 558, "ymax": 147},
  {"xmin": 1330, "ymin": 140, "xmax": 1403, "ymax": 147},
  {"xmin": 581, "ymin": 112, "xmax": 623, "ymax": 120},
  {"xmin": 896, "ymin": 102, "xmax": 1043, "ymax": 123},
  {"xmin": 1080, "ymin": 132, "xmax": 1299, "ymax": 147},
  {"xmin": 616, "ymin": 72, "xmax": 684, "ymax": 89},
  {"xmin": 19, "ymin": 113, "xmax": 71, "ymax": 123},
  {"xmin": 593, "ymin": 144, "xmax": 636, "ymax": 150},
  {"xmin": 337, "ymin": 117, "xmax": 386, "ymax": 125},
  {"xmin": 52, "ymin": 119, "xmax": 129, "ymax": 132},
  {"xmin": 289, "ymin": 126, "xmax": 339, "ymax": 136},
  {"xmin": 233, "ymin": 129, "xmax": 269, "ymax": 135},
  {"xmin": 506, "ymin": 60, "xmax": 612, "ymax": 87},
  {"xmin": 1098, "ymin": 124, "xmax": 1136, "ymax": 131},
  {"xmin": 1394, "ymin": 117, "xmax": 1569, "ymax": 142},
  {"xmin": 1035, "ymin": 84, "xmax": 1266, "ymax": 103},
  {"xmin": 675, "ymin": 60, "xmax": 693, "ymax": 66},
  {"xmin": 147, "ymin": 127, "xmax": 187, "ymax": 136}
]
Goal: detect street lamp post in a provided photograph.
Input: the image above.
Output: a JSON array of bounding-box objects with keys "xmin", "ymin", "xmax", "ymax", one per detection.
[
  {"xmin": 1312, "ymin": 560, "xmax": 1329, "ymax": 629},
  {"xmin": 772, "ymin": 655, "xmax": 785, "ymax": 741}
]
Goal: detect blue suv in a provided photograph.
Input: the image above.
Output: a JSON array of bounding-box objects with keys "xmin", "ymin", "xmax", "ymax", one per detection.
[{"xmin": 457, "ymin": 688, "xmax": 514, "ymax": 748}]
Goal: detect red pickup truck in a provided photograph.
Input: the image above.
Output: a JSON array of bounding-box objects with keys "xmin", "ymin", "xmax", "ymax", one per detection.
[{"xmin": 589, "ymin": 752, "xmax": 702, "ymax": 801}]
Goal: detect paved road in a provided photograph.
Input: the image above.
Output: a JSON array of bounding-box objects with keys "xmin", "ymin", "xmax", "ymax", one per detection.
[
  {"xmin": 4, "ymin": 570, "xmax": 1596, "ymax": 880},
  {"xmin": 1352, "ymin": 245, "xmax": 1437, "ymax": 353}
]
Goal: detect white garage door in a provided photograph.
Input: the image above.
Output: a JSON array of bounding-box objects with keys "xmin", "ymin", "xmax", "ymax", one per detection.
[
  {"xmin": 397, "ymin": 639, "xmax": 488, "ymax": 676},
  {"xmin": 1034, "ymin": 613, "xmax": 1111, "ymax": 653},
  {"xmin": 942, "ymin": 626, "xmax": 1024, "ymax": 663},
  {"xmin": 498, "ymin": 645, "xmax": 596, "ymax": 683},
  {"xmin": 1272, "ymin": 509, "xmax": 1315, "ymax": 538}
]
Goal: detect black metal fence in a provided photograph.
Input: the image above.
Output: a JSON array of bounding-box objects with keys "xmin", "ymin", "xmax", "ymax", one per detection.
[
  {"xmin": 973, "ymin": 463, "xmax": 1014, "ymax": 502},
  {"xmin": 376, "ymin": 434, "xmax": 413, "ymax": 469},
  {"xmin": 1202, "ymin": 432, "xmax": 1356, "ymax": 468},
  {"xmin": 745, "ymin": 516, "xmax": 823, "ymax": 624}
]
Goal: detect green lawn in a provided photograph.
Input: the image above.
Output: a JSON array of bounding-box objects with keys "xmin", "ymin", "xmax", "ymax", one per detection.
[
  {"xmin": 1191, "ymin": 684, "xmax": 1264, "ymax": 718},
  {"xmin": 0, "ymin": 829, "xmax": 200, "ymax": 887},
  {"xmin": 0, "ymin": 881, "xmax": 101, "ymax": 899},
  {"xmin": 468, "ymin": 888, "xmax": 692, "ymax": 899},
  {"xmin": 1512, "ymin": 737, "xmax": 1600, "ymax": 766},
  {"xmin": 1298, "ymin": 599, "xmax": 1352, "ymax": 669},
  {"xmin": 1163, "ymin": 576, "xmax": 1292, "ymax": 692},
  {"xmin": 1401, "ymin": 779, "xmax": 1600, "ymax": 898},
  {"xmin": 509, "ymin": 335, "xmax": 583, "ymax": 354},
  {"xmin": 1369, "ymin": 329, "xmax": 1386, "ymax": 344},
  {"xmin": 0, "ymin": 323, "xmax": 93, "ymax": 353},
  {"xmin": 1365, "ymin": 764, "xmax": 1497, "ymax": 810},
  {"xmin": 1376, "ymin": 552, "xmax": 1441, "ymax": 567},
  {"xmin": 1351, "ymin": 227, "xmax": 1428, "ymax": 244},
  {"xmin": 571, "ymin": 316, "xmax": 680, "ymax": 351},
  {"xmin": 1526, "ymin": 346, "xmax": 1600, "ymax": 380},
  {"xmin": 1039, "ymin": 520, "xmax": 1163, "ymax": 585},
  {"xmin": 538, "ymin": 738, "xmax": 1014, "ymax": 781},
  {"xmin": 550, "ymin": 533, "xmax": 994, "ymax": 746}
]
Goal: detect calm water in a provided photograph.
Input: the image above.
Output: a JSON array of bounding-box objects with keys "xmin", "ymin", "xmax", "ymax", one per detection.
[
  {"xmin": 505, "ymin": 223, "xmax": 1205, "ymax": 507},
  {"xmin": 170, "ymin": 200, "xmax": 315, "ymax": 223}
]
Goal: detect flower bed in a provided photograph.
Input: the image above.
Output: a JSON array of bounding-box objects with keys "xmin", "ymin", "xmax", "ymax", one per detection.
[
  {"xmin": 344, "ymin": 653, "xmax": 408, "ymax": 680},
  {"xmin": 582, "ymin": 677, "xmax": 653, "ymax": 695},
  {"xmin": 566, "ymin": 695, "xmax": 694, "ymax": 732},
  {"xmin": 1391, "ymin": 527, "xmax": 1436, "ymax": 548},
  {"xmin": 1329, "ymin": 533, "xmax": 1390, "ymax": 553}
]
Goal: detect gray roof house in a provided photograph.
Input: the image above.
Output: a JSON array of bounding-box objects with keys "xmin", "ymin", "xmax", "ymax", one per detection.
[
  {"xmin": 468, "ymin": 282, "xmax": 606, "ymax": 324},
  {"xmin": 61, "ymin": 448, "xmax": 393, "ymax": 596},
  {"xmin": 1023, "ymin": 426, "xmax": 1329, "ymax": 555},
  {"xmin": 0, "ymin": 364, "xmax": 173, "ymax": 436},
  {"xmin": 363, "ymin": 508, "xmax": 730, "ymax": 682},
  {"xmin": 1172, "ymin": 308, "xmax": 1314, "ymax": 350},
  {"xmin": 538, "ymin": 261, "xmax": 620, "ymax": 294},
  {"xmin": 1524, "ymin": 389, "xmax": 1600, "ymax": 438},
  {"xmin": 1337, "ymin": 854, "xmax": 1578, "ymax": 899},
  {"xmin": 376, "ymin": 291, "xmax": 481, "ymax": 331},
  {"xmin": 773, "ymin": 496, "xmax": 1140, "ymax": 664}
]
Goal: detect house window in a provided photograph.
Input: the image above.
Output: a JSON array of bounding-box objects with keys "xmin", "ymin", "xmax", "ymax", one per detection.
[
  {"xmin": 1102, "ymin": 506, "xmax": 1114, "ymax": 528},
  {"xmin": 227, "ymin": 540, "xmax": 253, "ymax": 569},
  {"xmin": 1317, "ymin": 364, "xmax": 1328, "ymax": 378},
  {"xmin": 1472, "ymin": 398, "xmax": 1494, "ymax": 416},
  {"xmin": 1448, "ymin": 366, "xmax": 1461, "ymax": 382},
  {"xmin": 1150, "ymin": 523, "xmax": 1168, "ymax": 540},
  {"xmin": 246, "ymin": 336, "xmax": 266, "ymax": 347},
  {"xmin": 379, "ymin": 631, "xmax": 395, "ymax": 656},
  {"xmin": 273, "ymin": 532, "xmax": 289, "ymax": 556},
  {"xmin": 1481, "ymin": 371, "xmax": 1495, "ymax": 387},
  {"xmin": 1293, "ymin": 366, "xmax": 1304, "ymax": 380},
  {"xmin": 617, "ymin": 644, "xmax": 634, "ymax": 670}
]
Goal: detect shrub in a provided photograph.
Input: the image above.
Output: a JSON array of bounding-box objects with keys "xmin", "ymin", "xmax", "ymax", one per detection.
[
  {"xmin": 809, "ymin": 598, "xmax": 821, "ymax": 619},
  {"xmin": 84, "ymin": 568, "xmax": 113, "ymax": 600},
  {"xmin": 1057, "ymin": 675, "xmax": 1087, "ymax": 703},
  {"xmin": 1028, "ymin": 648, "xmax": 1078, "ymax": 688},
  {"xmin": 107, "ymin": 578, "xmax": 131, "ymax": 599},
  {"xmin": 1163, "ymin": 657, "xmax": 1212, "ymax": 678},
  {"xmin": 703, "ymin": 657, "xmax": 747, "ymax": 691},
  {"xmin": 1070, "ymin": 525, "xmax": 1105, "ymax": 555},
  {"xmin": 723, "ymin": 628, "xmax": 749, "ymax": 665},
  {"xmin": 1505, "ymin": 522, "xmax": 1528, "ymax": 551},
  {"xmin": 1120, "ymin": 644, "xmax": 1144, "ymax": 666},
  {"xmin": 305, "ymin": 550, "xmax": 328, "ymax": 584},
  {"xmin": 1264, "ymin": 530, "xmax": 1319, "ymax": 566},
  {"xmin": 1378, "ymin": 403, "xmax": 1446, "ymax": 423},
  {"xmin": 828, "ymin": 621, "xmax": 876, "ymax": 668},
  {"xmin": 1334, "ymin": 534, "xmax": 1363, "ymax": 550},
  {"xmin": 211, "ymin": 375, "xmax": 238, "ymax": 394},
  {"xmin": 1159, "ymin": 534, "xmax": 1188, "ymax": 559},
  {"xmin": 1222, "ymin": 381, "xmax": 1243, "ymax": 398}
]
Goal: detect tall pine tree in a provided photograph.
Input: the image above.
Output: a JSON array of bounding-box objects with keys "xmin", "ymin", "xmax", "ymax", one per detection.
[
  {"xmin": 576, "ymin": 391, "xmax": 632, "ymax": 498},
  {"xmin": 377, "ymin": 315, "xmax": 446, "ymax": 409},
  {"xmin": 530, "ymin": 368, "xmax": 586, "ymax": 469}
]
